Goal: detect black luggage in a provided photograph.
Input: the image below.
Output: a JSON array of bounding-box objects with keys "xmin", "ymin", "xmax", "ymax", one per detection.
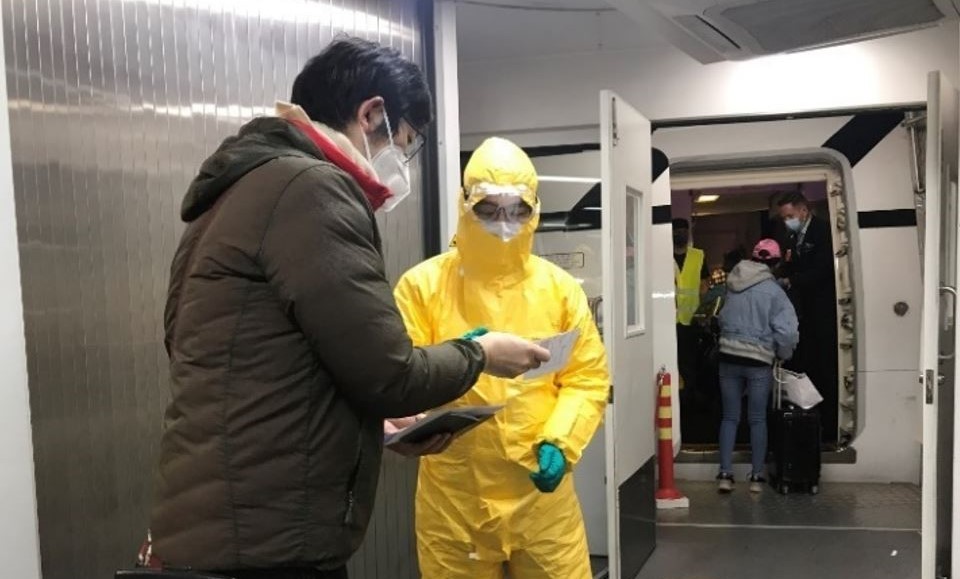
[{"xmin": 770, "ymin": 366, "xmax": 821, "ymax": 495}]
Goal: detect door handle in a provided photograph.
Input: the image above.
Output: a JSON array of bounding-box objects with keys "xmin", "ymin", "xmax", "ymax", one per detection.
[{"xmin": 939, "ymin": 286, "xmax": 957, "ymax": 360}]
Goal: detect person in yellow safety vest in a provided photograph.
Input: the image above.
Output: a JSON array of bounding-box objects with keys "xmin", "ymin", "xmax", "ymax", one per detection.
[
  {"xmin": 394, "ymin": 137, "xmax": 610, "ymax": 579},
  {"xmin": 673, "ymin": 218, "xmax": 709, "ymax": 397}
]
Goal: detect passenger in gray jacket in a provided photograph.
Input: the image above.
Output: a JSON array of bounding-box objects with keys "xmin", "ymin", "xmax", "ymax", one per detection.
[{"xmin": 716, "ymin": 239, "xmax": 799, "ymax": 493}]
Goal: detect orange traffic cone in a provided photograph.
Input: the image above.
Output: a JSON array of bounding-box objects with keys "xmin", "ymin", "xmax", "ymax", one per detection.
[{"xmin": 656, "ymin": 370, "xmax": 689, "ymax": 509}]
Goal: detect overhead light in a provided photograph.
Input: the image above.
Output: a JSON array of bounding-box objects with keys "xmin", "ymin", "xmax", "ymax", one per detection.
[
  {"xmin": 539, "ymin": 175, "xmax": 601, "ymax": 184},
  {"xmin": 696, "ymin": 194, "xmax": 720, "ymax": 203}
]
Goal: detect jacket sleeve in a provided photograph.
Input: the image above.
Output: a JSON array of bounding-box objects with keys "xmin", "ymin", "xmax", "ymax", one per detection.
[
  {"xmin": 259, "ymin": 164, "xmax": 484, "ymax": 418},
  {"xmin": 538, "ymin": 279, "xmax": 611, "ymax": 467},
  {"xmin": 771, "ymin": 287, "xmax": 800, "ymax": 361},
  {"xmin": 790, "ymin": 219, "xmax": 834, "ymax": 291}
]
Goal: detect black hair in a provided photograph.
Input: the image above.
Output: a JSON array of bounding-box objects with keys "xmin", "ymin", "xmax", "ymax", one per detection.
[
  {"xmin": 722, "ymin": 248, "xmax": 744, "ymax": 272},
  {"xmin": 291, "ymin": 36, "xmax": 433, "ymax": 133},
  {"xmin": 777, "ymin": 191, "xmax": 809, "ymax": 209},
  {"xmin": 753, "ymin": 258, "xmax": 781, "ymax": 269},
  {"xmin": 672, "ymin": 218, "xmax": 690, "ymax": 230}
]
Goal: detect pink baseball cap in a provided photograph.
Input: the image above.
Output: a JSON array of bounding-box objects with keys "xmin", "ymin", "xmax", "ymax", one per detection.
[{"xmin": 752, "ymin": 238, "xmax": 782, "ymax": 260}]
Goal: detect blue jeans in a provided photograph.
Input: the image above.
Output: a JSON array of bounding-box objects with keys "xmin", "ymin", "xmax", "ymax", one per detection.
[{"xmin": 718, "ymin": 362, "xmax": 772, "ymax": 475}]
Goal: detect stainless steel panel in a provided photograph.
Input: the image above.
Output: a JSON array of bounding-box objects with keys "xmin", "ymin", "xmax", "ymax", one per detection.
[{"xmin": 1, "ymin": 1, "xmax": 426, "ymax": 577}]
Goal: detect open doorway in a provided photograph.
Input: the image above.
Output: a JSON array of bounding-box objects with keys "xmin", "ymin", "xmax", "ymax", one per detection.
[
  {"xmin": 671, "ymin": 181, "xmax": 837, "ymax": 450},
  {"xmin": 672, "ymin": 181, "xmax": 839, "ymax": 453}
]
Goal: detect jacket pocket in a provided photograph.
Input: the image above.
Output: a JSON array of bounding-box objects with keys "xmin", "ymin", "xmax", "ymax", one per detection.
[{"xmin": 343, "ymin": 431, "xmax": 363, "ymax": 525}]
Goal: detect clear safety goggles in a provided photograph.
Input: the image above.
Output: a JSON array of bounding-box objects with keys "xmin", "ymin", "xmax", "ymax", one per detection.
[
  {"xmin": 466, "ymin": 183, "xmax": 536, "ymax": 223},
  {"xmin": 472, "ymin": 197, "xmax": 535, "ymax": 223}
]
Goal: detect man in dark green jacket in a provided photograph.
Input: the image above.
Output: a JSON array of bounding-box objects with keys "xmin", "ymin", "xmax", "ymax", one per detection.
[{"xmin": 148, "ymin": 38, "xmax": 549, "ymax": 579}]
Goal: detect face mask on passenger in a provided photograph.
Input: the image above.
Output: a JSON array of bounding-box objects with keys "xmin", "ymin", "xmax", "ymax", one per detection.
[
  {"xmin": 362, "ymin": 108, "xmax": 412, "ymax": 213},
  {"xmin": 784, "ymin": 217, "xmax": 802, "ymax": 232}
]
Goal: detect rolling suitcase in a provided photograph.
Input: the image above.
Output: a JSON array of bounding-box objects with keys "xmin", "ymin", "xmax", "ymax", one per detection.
[{"xmin": 770, "ymin": 365, "xmax": 821, "ymax": 495}]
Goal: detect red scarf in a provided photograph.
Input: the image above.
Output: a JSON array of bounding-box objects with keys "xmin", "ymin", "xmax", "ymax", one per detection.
[{"xmin": 288, "ymin": 119, "xmax": 392, "ymax": 211}]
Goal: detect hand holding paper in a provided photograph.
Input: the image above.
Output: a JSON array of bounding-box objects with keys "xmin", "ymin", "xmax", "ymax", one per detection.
[
  {"xmin": 522, "ymin": 329, "xmax": 580, "ymax": 380},
  {"xmin": 475, "ymin": 332, "xmax": 551, "ymax": 378}
]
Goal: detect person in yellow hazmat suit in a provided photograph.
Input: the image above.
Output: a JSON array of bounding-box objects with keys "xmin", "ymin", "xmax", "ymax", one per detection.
[{"xmin": 393, "ymin": 137, "xmax": 610, "ymax": 579}]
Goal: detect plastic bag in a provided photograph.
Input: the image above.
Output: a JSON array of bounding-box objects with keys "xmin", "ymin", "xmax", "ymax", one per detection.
[{"xmin": 775, "ymin": 366, "xmax": 824, "ymax": 410}]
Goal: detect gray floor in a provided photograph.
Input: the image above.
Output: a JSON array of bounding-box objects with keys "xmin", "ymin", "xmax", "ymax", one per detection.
[
  {"xmin": 635, "ymin": 526, "xmax": 919, "ymax": 579},
  {"xmin": 658, "ymin": 481, "xmax": 921, "ymax": 529},
  {"xmin": 630, "ymin": 481, "xmax": 921, "ymax": 579}
]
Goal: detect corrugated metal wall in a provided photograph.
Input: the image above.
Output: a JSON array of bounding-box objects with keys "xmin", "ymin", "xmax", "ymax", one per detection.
[{"xmin": 0, "ymin": 1, "xmax": 426, "ymax": 577}]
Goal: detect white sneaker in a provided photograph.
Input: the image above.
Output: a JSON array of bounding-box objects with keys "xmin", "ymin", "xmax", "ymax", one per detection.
[
  {"xmin": 716, "ymin": 472, "xmax": 734, "ymax": 494},
  {"xmin": 749, "ymin": 474, "xmax": 766, "ymax": 493}
]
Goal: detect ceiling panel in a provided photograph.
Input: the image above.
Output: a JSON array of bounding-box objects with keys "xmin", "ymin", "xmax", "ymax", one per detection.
[{"xmin": 456, "ymin": 1, "xmax": 669, "ymax": 62}]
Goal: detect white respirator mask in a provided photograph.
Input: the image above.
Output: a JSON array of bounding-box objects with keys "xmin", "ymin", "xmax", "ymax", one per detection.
[{"xmin": 363, "ymin": 109, "xmax": 411, "ymax": 213}]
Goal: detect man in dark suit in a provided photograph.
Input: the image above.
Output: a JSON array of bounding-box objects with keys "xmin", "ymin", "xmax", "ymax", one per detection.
[{"xmin": 776, "ymin": 192, "xmax": 838, "ymax": 445}]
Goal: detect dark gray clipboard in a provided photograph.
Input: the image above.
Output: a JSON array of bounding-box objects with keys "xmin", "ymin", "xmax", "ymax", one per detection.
[{"xmin": 384, "ymin": 405, "xmax": 504, "ymax": 447}]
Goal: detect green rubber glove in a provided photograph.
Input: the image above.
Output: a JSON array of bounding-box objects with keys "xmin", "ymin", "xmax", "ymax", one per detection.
[
  {"xmin": 461, "ymin": 327, "xmax": 489, "ymax": 341},
  {"xmin": 530, "ymin": 442, "xmax": 566, "ymax": 493}
]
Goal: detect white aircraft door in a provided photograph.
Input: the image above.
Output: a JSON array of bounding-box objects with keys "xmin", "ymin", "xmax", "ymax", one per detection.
[
  {"xmin": 920, "ymin": 70, "xmax": 959, "ymax": 579},
  {"xmin": 599, "ymin": 90, "xmax": 657, "ymax": 579}
]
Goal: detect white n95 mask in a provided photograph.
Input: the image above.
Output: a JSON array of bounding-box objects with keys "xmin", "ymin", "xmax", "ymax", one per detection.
[
  {"xmin": 481, "ymin": 220, "xmax": 523, "ymax": 242},
  {"xmin": 372, "ymin": 144, "xmax": 411, "ymax": 212},
  {"xmin": 363, "ymin": 109, "xmax": 412, "ymax": 213}
]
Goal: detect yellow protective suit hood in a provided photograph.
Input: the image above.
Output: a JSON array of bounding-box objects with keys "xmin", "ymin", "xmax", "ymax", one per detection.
[{"xmin": 456, "ymin": 137, "xmax": 541, "ymax": 279}]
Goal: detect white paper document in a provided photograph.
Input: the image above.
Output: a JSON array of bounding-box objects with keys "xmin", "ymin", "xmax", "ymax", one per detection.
[{"xmin": 522, "ymin": 329, "xmax": 580, "ymax": 380}]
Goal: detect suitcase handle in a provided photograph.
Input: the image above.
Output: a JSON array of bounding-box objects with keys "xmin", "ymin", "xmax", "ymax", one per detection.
[{"xmin": 773, "ymin": 361, "xmax": 784, "ymax": 410}]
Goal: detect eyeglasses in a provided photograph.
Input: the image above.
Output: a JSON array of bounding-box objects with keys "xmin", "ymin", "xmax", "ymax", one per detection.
[
  {"xmin": 402, "ymin": 120, "xmax": 426, "ymax": 163},
  {"xmin": 472, "ymin": 199, "xmax": 535, "ymax": 222}
]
